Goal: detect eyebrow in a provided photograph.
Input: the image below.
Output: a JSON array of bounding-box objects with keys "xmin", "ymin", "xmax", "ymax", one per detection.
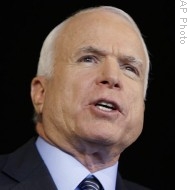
[
  {"xmin": 119, "ymin": 55, "xmax": 143, "ymax": 66},
  {"xmin": 75, "ymin": 46, "xmax": 143, "ymax": 66},
  {"xmin": 75, "ymin": 46, "xmax": 108, "ymax": 57}
]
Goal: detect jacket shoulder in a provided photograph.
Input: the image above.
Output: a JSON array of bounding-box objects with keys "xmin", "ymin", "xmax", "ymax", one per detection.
[
  {"xmin": 0, "ymin": 154, "xmax": 16, "ymax": 187},
  {"xmin": 0, "ymin": 137, "xmax": 57, "ymax": 190}
]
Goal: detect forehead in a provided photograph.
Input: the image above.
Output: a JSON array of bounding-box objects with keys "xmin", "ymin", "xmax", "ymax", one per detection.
[{"xmin": 55, "ymin": 10, "xmax": 147, "ymax": 64}]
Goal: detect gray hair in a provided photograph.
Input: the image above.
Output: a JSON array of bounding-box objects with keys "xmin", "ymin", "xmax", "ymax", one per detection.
[{"xmin": 37, "ymin": 6, "xmax": 150, "ymax": 96}]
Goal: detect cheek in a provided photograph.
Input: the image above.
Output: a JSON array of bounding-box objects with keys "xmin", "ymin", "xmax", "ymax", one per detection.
[
  {"xmin": 53, "ymin": 75, "xmax": 94, "ymax": 126},
  {"xmin": 121, "ymin": 88, "xmax": 145, "ymax": 133},
  {"xmin": 118, "ymin": 105, "xmax": 144, "ymax": 149},
  {"xmin": 128, "ymin": 92, "xmax": 144, "ymax": 127}
]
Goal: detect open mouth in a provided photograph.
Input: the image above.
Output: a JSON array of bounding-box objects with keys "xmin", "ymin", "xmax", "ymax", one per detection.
[{"xmin": 95, "ymin": 100, "xmax": 118, "ymax": 112}]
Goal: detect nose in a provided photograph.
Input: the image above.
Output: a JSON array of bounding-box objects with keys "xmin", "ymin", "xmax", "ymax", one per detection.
[{"xmin": 96, "ymin": 58, "xmax": 122, "ymax": 89}]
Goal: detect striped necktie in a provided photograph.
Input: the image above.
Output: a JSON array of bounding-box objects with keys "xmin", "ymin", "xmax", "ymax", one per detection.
[{"xmin": 78, "ymin": 175, "xmax": 104, "ymax": 190}]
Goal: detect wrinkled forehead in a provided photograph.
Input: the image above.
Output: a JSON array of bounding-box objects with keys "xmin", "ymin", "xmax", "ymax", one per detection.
[{"xmin": 54, "ymin": 10, "xmax": 147, "ymax": 64}]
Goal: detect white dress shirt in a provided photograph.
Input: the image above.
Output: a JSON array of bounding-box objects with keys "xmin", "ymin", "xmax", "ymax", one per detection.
[{"xmin": 36, "ymin": 136, "xmax": 118, "ymax": 190}]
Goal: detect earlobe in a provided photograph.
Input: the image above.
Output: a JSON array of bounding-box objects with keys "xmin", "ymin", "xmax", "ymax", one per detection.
[{"xmin": 31, "ymin": 76, "xmax": 47, "ymax": 114}]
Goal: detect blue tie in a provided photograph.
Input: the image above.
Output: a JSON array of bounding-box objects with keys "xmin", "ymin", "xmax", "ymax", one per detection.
[{"xmin": 78, "ymin": 175, "xmax": 103, "ymax": 190}]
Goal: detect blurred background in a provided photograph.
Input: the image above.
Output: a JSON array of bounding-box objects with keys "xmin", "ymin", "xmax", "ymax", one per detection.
[{"xmin": 0, "ymin": 1, "xmax": 174, "ymax": 189}]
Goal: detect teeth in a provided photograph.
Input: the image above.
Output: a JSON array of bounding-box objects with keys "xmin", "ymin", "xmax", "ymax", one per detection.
[
  {"xmin": 96, "ymin": 105, "xmax": 113, "ymax": 111},
  {"xmin": 96, "ymin": 101, "xmax": 115, "ymax": 112},
  {"xmin": 99, "ymin": 102, "xmax": 114, "ymax": 108}
]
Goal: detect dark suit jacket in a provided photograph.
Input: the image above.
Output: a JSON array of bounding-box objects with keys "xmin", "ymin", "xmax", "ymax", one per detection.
[{"xmin": 0, "ymin": 137, "xmax": 150, "ymax": 190}]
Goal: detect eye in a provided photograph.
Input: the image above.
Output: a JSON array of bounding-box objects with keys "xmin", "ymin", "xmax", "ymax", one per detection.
[
  {"xmin": 121, "ymin": 64, "xmax": 139, "ymax": 76},
  {"xmin": 78, "ymin": 55, "xmax": 98, "ymax": 64}
]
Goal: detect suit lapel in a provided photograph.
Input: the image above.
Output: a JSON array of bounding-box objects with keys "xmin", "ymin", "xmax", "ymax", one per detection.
[
  {"xmin": 116, "ymin": 173, "xmax": 129, "ymax": 190},
  {"xmin": 2, "ymin": 137, "xmax": 57, "ymax": 190}
]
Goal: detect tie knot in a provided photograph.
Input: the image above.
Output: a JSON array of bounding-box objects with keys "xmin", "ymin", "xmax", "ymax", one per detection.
[{"xmin": 78, "ymin": 175, "xmax": 103, "ymax": 190}]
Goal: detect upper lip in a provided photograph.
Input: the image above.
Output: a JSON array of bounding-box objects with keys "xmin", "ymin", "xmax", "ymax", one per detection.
[{"xmin": 91, "ymin": 98, "xmax": 122, "ymax": 113}]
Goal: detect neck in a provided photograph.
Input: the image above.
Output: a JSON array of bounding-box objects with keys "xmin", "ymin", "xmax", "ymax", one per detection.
[
  {"xmin": 71, "ymin": 145, "xmax": 120, "ymax": 172},
  {"xmin": 36, "ymin": 124, "xmax": 121, "ymax": 172}
]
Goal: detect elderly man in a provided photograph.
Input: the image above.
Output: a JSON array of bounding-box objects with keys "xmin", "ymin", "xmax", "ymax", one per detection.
[{"xmin": 0, "ymin": 6, "xmax": 150, "ymax": 190}]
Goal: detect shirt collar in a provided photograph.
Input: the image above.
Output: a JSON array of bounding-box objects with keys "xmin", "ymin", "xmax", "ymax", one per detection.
[{"xmin": 36, "ymin": 136, "xmax": 118, "ymax": 190}]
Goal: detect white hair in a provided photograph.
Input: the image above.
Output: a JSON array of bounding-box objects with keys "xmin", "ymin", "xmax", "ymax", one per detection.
[{"xmin": 37, "ymin": 6, "xmax": 150, "ymax": 97}]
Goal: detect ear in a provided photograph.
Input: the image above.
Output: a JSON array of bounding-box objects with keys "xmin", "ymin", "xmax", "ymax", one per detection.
[{"xmin": 31, "ymin": 76, "xmax": 47, "ymax": 114}]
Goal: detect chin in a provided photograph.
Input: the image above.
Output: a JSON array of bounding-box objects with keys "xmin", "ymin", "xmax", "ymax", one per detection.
[{"xmin": 83, "ymin": 131, "xmax": 120, "ymax": 146}]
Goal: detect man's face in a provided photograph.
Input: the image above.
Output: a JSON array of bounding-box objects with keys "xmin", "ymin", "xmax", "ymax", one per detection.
[{"xmin": 35, "ymin": 11, "xmax": 148, "ymax": 154}]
